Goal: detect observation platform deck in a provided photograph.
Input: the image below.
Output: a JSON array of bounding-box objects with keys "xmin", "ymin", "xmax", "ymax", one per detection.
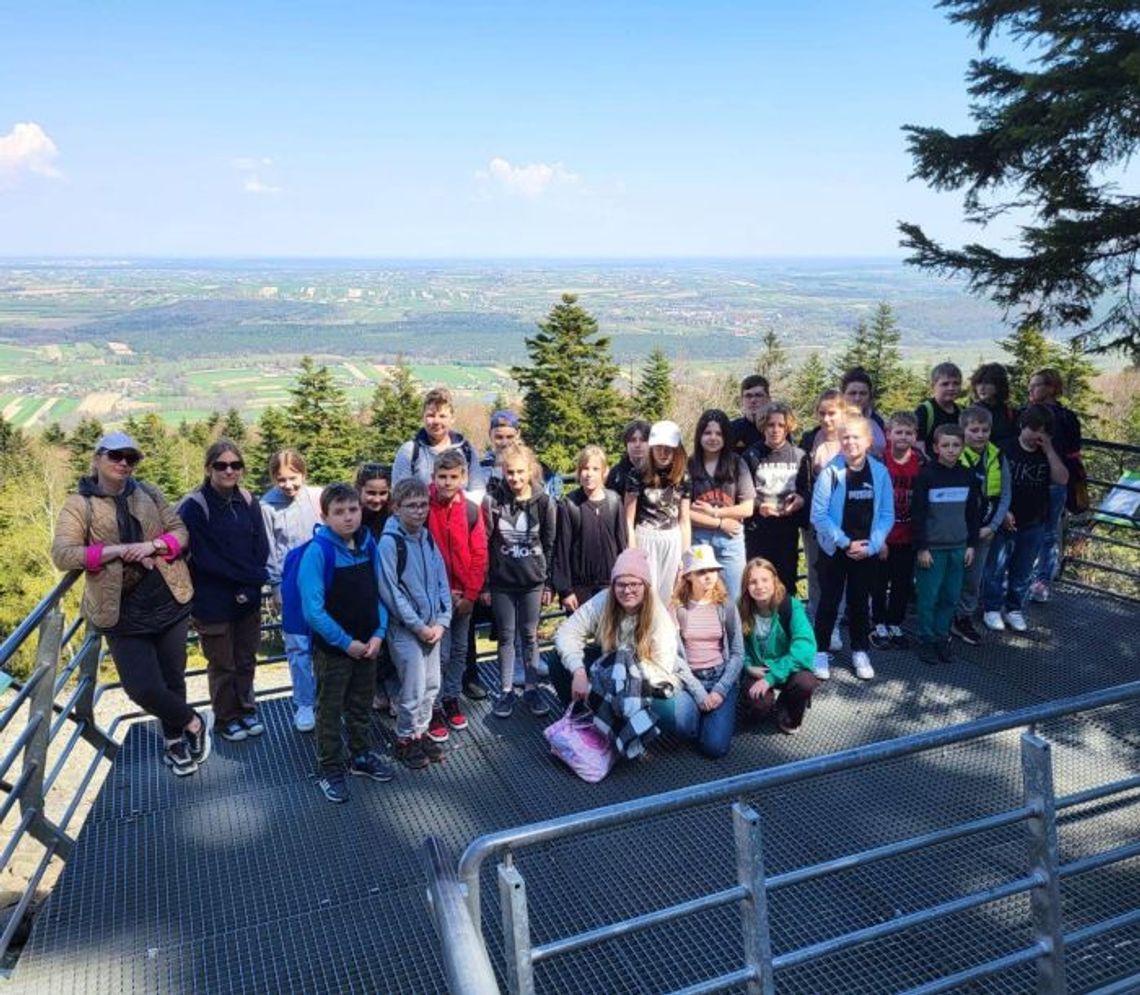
[{"xmin": 8, "ymin": 583, "xmax": 1140, "ymax": 994}]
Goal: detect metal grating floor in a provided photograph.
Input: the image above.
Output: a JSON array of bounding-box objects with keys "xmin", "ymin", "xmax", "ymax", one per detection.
[{"xmin": 10, "ymin": 584, "xmax": 1140, "ymax": 994}]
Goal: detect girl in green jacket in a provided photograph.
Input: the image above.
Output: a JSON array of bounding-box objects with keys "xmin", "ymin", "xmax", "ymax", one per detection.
[{"xmin": 738, "ymin": 558, "xmax": 820, "ymax": 734}]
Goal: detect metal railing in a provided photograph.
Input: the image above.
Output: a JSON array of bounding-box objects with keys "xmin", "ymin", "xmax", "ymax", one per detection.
[
  {"xmin": 1062, "ymin": 438, "xmax": 1140, "ymax": 601},
  {"xmin": 441, "ymin": 680, "xmax": 1140, "ymax": 995},
  {"xmin": 0, "ymin": 573, "xmax": 295, "ymax": 975}
]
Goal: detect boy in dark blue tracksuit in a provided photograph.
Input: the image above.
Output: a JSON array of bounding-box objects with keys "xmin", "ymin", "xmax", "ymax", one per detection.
[
  {"xmin": 912, "ymin": 425, "xmax": 981, "ymax": 664},
  {"xmin": 300, "ymin": 483, "xmax": 392, "ymax": 803}
]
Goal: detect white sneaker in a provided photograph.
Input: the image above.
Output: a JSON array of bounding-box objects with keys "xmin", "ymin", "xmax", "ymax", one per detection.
[
  {"xmin": 852, "ymin": 651, "xmax": 875, "ymax": 680},
  {"xmin": 829, "ymin": 627, "xmax": 843, "ymax": 652},
  {"xmin": 812, "ymin": 652, "xmax": 831, "ymax": 680},
  {"xmin": 293, "ymin": 705, "xmax": 315, "ymax": 732},
  {"xmin": 1004, "ymin": 610, "xmax": 1028, "ymax": 632},
  {"xmin": 983, "ymin": 611, "xmax": 1005, "ymax": 631}
]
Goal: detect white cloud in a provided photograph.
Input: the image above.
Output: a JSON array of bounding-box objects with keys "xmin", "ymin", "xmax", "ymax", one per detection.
[
  {"xmin": 0, "ymin": 122, "xmax": 62, "ymax": 182},
  {"xmin": 243, "ymin": 176, "xmax": 284, "ymax": 196},
  {"xmin": 476, "ymin": 156, "xmax": 580, "ymax": 199},
  {"xmin": 231, "ymin": 156, "xmax": 273, "ymax": 172},
  {"xmin": 231, "ymin": 156, "xmax": 283, "ymax": 195}
]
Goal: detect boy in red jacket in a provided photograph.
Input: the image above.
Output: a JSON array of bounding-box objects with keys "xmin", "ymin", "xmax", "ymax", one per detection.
[{"xmin": 426, "ymin": 450, "xmax": 488, "ymax": 739}]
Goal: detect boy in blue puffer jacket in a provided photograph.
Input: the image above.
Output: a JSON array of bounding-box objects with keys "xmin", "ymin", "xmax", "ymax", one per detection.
[{"xmin": 299, "ymin": 483, "xmax": 392, "ymax": 804}]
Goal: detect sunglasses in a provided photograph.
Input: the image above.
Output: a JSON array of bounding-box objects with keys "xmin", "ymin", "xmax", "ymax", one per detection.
[
  {"xmin": 211, "ymin": 460, "xmax": 245, "ymax": 472},
  {"xmin": 102, "ymin": 449, "xmax": 141, "ymax": 467}
]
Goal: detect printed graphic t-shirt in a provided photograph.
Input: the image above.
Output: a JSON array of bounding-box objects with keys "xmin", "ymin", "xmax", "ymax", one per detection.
[
  {"xmin": 1003, "ymin": 440, "xmax": 1051, "ymax": 528},
  {"xmin": 841, "ymin": 463, "xmax": 875, "ymax": 542},
  {"xmin": 626, "ymin": 470, "xmax": 693, "ymax": 530}
]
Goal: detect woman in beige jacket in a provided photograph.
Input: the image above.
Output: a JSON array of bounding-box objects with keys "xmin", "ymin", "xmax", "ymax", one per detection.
[{"xmin": 51, "ymin": 432, "xmax": 212, "ymax": 776}]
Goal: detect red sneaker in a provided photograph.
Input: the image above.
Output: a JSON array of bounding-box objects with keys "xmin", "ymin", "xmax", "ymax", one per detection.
[
  {"xmin": 426, "ymin": 707, "xmax": 450, "ymax": 743},
  {"xmin": 441, "ymin": 696, "xmax": 468, "ymax": 731}
]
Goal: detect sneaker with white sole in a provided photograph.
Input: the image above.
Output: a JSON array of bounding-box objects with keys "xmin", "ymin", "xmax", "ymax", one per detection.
[
  {"xmin": 163, "ymin": 739, "xmax": 198, "ymax": 777},
  {"xmin": 185, "ymin": 709, "xmax": 212, "ymax": 766},
  {"xmin": 812, "ymin": 652, "xmax": 831, "ymax": 680},
  {"xmin": 293, "ymin": 705, "xmax": 315, "ymax": 733},
  {"xmin": 983, "ymin": 611, "xmax": 1005, "ymax": 631},
  {"xmin": 1004, "ymin": 610, "xmax": 1028, "ymax": 632},
  {"xmin": 829, "ymin": 627, "xmax": 843, "ymax": 652},
  {"xmin": 852, "ymin": 651, "xmax": 875, "ymax": 680},
  {"xmin": 869, "ymin": 624, "xmax": 892, "ymax": 650}
]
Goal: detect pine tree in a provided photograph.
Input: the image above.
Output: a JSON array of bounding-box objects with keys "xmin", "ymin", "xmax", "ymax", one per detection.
[
  {"xmin": 40, "ymin": 422, "xmax": 66, "ymax": 446},
  {"xmin": 512, "ymin": 293, "xmax": 626, "ymax": 471},
  {"xmin": 753, "ymin": 328, "xmax": 791, "ymax": 393},
  {"xmin": 252, "ymin": 406, "xmax": 291, "ymax": 488},
  {"xmin": 999, "ymin": 323, "xmax": 1060, "ymax": 403},
  {"xmin": 1054, "ymin": 339, "xmax": 1101, "ymax": 422},
  {"xmin": 900, "ymin": 2, "xmax": 1140, "ymax": 355},
  {"xmin": 634, "ymin": 346, "xmax": 673, "ymax": 423},
  {"xmin": 285, "ymin": 357, "xmax": 363, "ymax": 482},
  {"xmin": 67, "ymin": 417, "xmax": 104, "ymax": 484},
  {"xmin": 220, "ymin": 407, "xmax": 248, "ymax": 445},
  {"xmin": 366, "ymin": 355, "xmax": 422, "ymax": 463},
  {"xmin": 831, "ymin": 302, "xmax": 913, "ymax": 411},
  {"xmin": 129, "ymin": 413, "xmax": 186, "ymax": 497},
  {"xmin": 790, "ymin": 352, "xmax": 830, "ymax": 424}
]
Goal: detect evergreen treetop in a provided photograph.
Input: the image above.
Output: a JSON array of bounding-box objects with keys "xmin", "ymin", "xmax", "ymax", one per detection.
[{"xmin": 634, "ymin": 346, "xmax": 673, "ymax": 423}]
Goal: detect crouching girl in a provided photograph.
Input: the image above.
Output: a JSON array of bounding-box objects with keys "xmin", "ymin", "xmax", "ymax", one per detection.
[
  {"xmin": 671, "ymin": 545, "xmax": 743, "ymax": 758},
  {"xmin": 739, "ymin": 558, "xmax": 819, "ymax": 733},
  {"xmin": 550, "ymin": 548, "xmax": 706, "ymax": 748}
]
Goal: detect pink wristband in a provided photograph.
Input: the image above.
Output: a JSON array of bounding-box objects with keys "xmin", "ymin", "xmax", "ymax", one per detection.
[
  {"xmin": 85, "ymin": 544, "xmax": 105, "ymax": 573},
  {"xmin": 157, "ymin": 533, "xmax": 182, "ymax": 560}
]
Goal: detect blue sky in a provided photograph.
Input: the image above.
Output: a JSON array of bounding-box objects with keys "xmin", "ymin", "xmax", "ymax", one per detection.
[{"xmin": 0, "ymin": 1, "xmax": 1005, "ymax": 257}]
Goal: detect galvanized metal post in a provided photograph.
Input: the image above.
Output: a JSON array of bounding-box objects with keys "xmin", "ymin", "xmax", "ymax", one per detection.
[
  {"xmin": 71, "ymin": 628, "xmax": 117, "ymax": 757},
  {"xmin": 498, "ymin": 860, "xmax": 535, "ymax": 995},
  {"xmin": 20, "ymin": 610, "xmax": 64, "ymax": 845},
  {"xmin": 733, "ymin": 801, "xmax": 776, "ymax": 995},
  {"xmin": 1020, "ymin": 732, "xmax": 1067, "ymax": 994}
]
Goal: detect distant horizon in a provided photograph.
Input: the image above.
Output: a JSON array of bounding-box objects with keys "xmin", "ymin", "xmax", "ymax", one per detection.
[
  {"xmin": 1, "ymin": 2, "xmax": 1010, "ymax": 257},
  {"xmin": 0, "ymin": 254, "xmax": 918, "ymax": 266}
]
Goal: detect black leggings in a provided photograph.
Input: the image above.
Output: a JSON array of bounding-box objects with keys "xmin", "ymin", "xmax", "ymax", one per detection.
[{"xmin": 106, "ymin": 616, "xmax": 195, "ymax": 740}]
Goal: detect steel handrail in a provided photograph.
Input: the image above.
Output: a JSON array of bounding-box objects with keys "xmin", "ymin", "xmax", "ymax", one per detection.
[{"xmin": 457, "ymin": 679, "xmax": 1140, "ymax": 920}]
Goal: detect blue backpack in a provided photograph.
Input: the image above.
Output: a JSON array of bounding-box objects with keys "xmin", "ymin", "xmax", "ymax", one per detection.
[{"xmin": 280, "ymin": 532, "xmax": 338, "ymax": 637}]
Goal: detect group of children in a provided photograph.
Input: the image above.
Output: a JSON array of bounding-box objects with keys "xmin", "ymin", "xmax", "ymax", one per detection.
[{"xmin": 208, "ymin": 364, "xmax": 1079, "ymax": 801}]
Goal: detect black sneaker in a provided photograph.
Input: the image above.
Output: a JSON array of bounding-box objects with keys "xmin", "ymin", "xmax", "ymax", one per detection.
[
  {"xmin": 419, "ymin": 735, "xmax": 445, "ymax": 764},
  {"xmin": 349, "ymin": 752, "xmax": 395, "ymax": 783},
  {"xmin": 888, "ymin": 626, "xmax": 909, "ymax": 650},
  {"xmin": 219, "ymin": 719, "xmax": 248, "ymax": 742},
  {"xmin": 522, "ymin": 688, "xmax": 551, "ymax": 717},
  {"xmin": 950, "ymin": 615, "xmax": 982, "ymax": 646},
  {"xmin": 869, "ymin": 624, "xmax": 892, "ymax": 650},
  {"xmin": 917, "ymin": 640, "xmax": 941, "ymax": 665},
  {"xmin": 317, "ymin": 772, "xmax": 350, "ymax": 803},
  {"xmin": 395, "ymin": 737, "xmax": 430, "ymax": 770},
  {"xmin": 185, "ymin": 710, "xmax": 212, "ymax": 766},
  {"xmin": 938, "ymin": 638, "xmax": 955, "ymax": 664},
  {"xmin": 163, "ymin": 739, "xmax": 198, "ymax": 777},
  {"xmin": 492, "ymin": 690, "xmax": 517, "ymax": 719},
  {"xmin": 463, "ymin": 678, "xmax": 489, "ymax": 701},
  {"xmin": 241, "ymin": 713, "xmax": 265, "ymax": 737}
]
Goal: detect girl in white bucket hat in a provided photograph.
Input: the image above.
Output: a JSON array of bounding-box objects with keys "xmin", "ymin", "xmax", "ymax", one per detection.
[{"xmin": 622, "ymin": 420, "xmax": 691, "ymax": 606}]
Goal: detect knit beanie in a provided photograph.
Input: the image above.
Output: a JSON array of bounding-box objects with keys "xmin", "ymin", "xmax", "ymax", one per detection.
[{"xmin": 610, "ymin": 548, "xmax": 653, "ymax": 586}]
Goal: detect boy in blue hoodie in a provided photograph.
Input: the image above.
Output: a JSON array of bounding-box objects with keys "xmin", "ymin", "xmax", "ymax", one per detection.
[
  {"xmin": 300, "ymin": 483, "xmax": 392, "ymax": 803},
  {"xmin": 378, "ymin": 478, "xmax": 453, "ymax": 770}
]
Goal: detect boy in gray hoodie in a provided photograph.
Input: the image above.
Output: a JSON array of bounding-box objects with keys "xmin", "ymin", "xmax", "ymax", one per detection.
[{"xmin": 378, "ymin": 478, "xmax": 453, "ymax": 769}]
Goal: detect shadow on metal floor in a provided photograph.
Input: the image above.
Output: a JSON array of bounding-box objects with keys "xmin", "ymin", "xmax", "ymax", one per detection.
[{"xmin": 10, "ymin": 584, "xmax": 1140, "ymax": 994}]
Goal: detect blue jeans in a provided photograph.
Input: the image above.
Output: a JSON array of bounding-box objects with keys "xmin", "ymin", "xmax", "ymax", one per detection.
[
  {"xmin": 285, "ymin": 633, "xmax": 315, "ymax": 708},
  {"xmin": 984, "ymin": 524, "xmax": 1044, "ymax": 613},
  {"xmin": 692, "ymin": 527, "xmax": 747, "ymax": 604},
  {"xmin": 691, "ymin": 664, "xmax": 738, "ymax": 758},
  {"xmin": 437, "ymin": 611, "xmax": 472, "ymax": 701},
  {"xmin": 1034, "ymin": 483, "xmax": 1067, "ymax": 585}
]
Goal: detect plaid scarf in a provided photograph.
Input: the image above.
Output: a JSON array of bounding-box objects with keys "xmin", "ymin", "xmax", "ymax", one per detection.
[{"xmin": 589, "ymin": 649, "xmax": 661, "ymax": 760}]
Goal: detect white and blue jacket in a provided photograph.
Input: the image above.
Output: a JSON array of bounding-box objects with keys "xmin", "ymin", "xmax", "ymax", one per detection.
[{"xmin": 810, "ymin": 455, "xmax": 895, "ymax": 557}]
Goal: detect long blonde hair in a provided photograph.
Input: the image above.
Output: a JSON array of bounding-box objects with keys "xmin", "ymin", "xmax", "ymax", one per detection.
[{"xmin": 599, "ymin": 582, "xmax": 657, "ymax": 662}]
